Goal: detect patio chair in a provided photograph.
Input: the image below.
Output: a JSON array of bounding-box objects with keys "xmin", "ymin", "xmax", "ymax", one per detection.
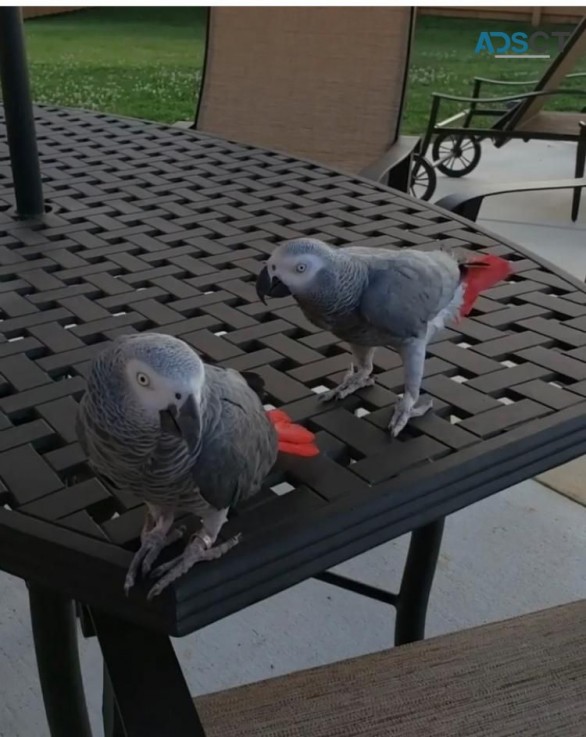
[
  {"xmin": 418, "ymin": 16, "xmax": 586, "ymax": 218},
  {"xmin": 436, "ymin": 175, "xmax": 586, "ymax": 223},
  {"xmin": 195, "ymin": 601, "xmax": 585, "ymax": 736},
  {"xmin": 192, "ymin": 7, "xmax": 436, "ymax": 200}
]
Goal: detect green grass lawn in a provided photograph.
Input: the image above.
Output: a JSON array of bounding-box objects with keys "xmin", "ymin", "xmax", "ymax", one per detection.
[
  {"xmin": 24, "ymin": 7, "xmax": 207, "ymax": 124},
  {"xmin": 18, "ymin": 8, "xmax": 586, "ymax": 134}
]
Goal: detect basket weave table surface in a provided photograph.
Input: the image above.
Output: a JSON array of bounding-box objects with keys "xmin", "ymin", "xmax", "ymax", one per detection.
[{"xmin": 0, "ymin": 106, "xmax": 585, "ymax": 635}]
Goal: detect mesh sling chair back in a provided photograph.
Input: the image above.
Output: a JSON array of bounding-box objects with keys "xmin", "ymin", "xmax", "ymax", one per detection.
[{"xmin": 193, "ymin": 7, "xmax": 435, "ymax": 198}]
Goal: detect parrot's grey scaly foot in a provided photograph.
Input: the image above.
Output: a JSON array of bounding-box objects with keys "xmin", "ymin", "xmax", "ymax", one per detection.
[
  {"xmin": 124, "ymin": 526, "xmax": 185, "ymax": 595},
  {"xmin": 319, "ymin": 370, "xmax": 375, "ymax": 403},
  {"xmin": 388, "ymin": 395, "xmax": 433, "ymax": 438},
  {"xmin": 146, "ymin": 533, "xmax": 242, "ymax": 600},
  {"xmin": 140, "ymin": 525, "xmax": 185, "ymax": 577}
]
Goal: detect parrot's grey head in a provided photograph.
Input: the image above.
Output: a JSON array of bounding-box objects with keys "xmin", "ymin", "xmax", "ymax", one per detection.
[
  {"xmin": 88, "ymin": 333, "xmax": 205, "ymax": 446},
  {"xmin": 255, "ymin": 238, "xmax": 335, "ymax": 304}
]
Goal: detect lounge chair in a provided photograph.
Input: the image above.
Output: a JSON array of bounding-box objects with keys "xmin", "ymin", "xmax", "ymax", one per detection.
[{"xmin": 419, "ymin": 16, "xmax": 586, "ymax": 217}]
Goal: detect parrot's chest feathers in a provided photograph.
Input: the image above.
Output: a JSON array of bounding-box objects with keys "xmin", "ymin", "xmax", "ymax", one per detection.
[
  {"xmin": 298, "ymin": 298, "xmax": 394, "ymax": 347},
  {"xmin": 298, "ymin": 300, "xmax": 338, "ymax": 332},
  {"xmin": 298, "ymin": 294, "xmax": 360, "ymax": 334},
  {"xmin": 87, "ymin": 415, "xmax": 197, "ymax": 501}
]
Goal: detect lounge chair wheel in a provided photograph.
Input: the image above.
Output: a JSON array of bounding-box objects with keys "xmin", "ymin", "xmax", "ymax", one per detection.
[
  {"xmin": 410, "ymin": 154, "xmax": 436, "ymax": 200},
  {"xmin": 432, "ymin": 133, "xmax": 482, "ymax": 178}
]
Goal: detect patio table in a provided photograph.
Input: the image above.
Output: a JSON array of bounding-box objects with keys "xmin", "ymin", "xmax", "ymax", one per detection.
[{"xmin": 0, "ymin": 105, "xmax": 585, "ymax": 737}]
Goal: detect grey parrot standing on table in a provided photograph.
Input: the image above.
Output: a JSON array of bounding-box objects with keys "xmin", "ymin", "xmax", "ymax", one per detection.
[
  {"xmin": 76, "ymin": 333, "xmax": 318, "ymax": 599},
  {"xmin": 256, "ymin": 238, "xmax": 511, "ymax": 437}
]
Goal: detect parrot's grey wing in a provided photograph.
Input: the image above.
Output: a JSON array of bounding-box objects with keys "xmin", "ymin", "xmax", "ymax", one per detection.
[
  {"xmin": 344, "ymin": 245, "xmax": 399, "ymax": 260},
  {"xmin": 198, "ymin": 357, "xmax": 267, "ymax": 402},
  {"xmin": 344, "ymin": 243, "xmax": 455, "ymax": 257},
  {"xmin": 359, "ymin": 251, "xmax": 461, "ymax": 339},
  {"xmin": 196, "ymin": 403, "xmax": 276, "ymax": 510},
  {"xmin": 239, "ymin": 371, "xmax": 268, "ymax": 402},
  {"xmin": 195, "ymin": 368, "xmax": 277, "ymax": 510}
]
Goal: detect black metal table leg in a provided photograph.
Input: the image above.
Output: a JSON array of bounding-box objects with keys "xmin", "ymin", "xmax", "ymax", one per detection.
[
  {"xmin": 103, "ymin": 663, "xmax": 125, "ymax": 737},
  {"xmin": 314, "ymin": 571, "xmax": 399, "ymax": 606},
  {"xmin": 394, "ymin": 517, "xmax": 445, "ymax": 646},
  {"xmin": 28, "ymin": 583, "xmax": 93, "ymax": 737},
  {"xmin": 89, "ymin": 606, "xmax": 207, "ymax": 737}
]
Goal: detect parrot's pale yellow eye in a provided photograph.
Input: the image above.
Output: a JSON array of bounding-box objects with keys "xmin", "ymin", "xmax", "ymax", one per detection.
[
  {"xmin": 296, "ymin": 263, "xmax": 306, "ymax": 273},
  {"xmin": 136, "ymin": 372, "xmax": 150, "ymax": 387}
]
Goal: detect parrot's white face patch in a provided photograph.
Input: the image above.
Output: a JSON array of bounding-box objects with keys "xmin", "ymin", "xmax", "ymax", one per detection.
[
  {"xmin": 270, "ymin": 252, "xmax": 324, "ymax": 295},
  {"xmin": 124, "ymin": 358, "xmax": 201, "ymax": 415}
]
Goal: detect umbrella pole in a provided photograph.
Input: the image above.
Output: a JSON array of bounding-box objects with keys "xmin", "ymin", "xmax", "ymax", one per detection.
[{"xmin": 0, "ymin": 7, "xmax": 44, "ymax": 219}]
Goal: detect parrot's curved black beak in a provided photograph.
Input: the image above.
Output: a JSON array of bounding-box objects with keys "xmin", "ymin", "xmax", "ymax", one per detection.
[
  {"xmin": 255, "ymin": 266, "xmax": 291, "ymax": 304},
  {"xmin": 159, "ymin": 393, "xmax": 200, "ymax": 449}
]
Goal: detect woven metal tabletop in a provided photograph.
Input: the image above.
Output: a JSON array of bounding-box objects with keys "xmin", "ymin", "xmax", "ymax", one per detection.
[{"xmin": 0, "ymin": 106, "xmax": 585, "ymax": 634}]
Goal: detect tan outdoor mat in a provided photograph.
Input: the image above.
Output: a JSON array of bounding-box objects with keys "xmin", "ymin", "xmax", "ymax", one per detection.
[
  {"xmin": 537, "ymin": 456, "xmax": 586, "ymax": 506},
  {"xmin": 195, "ymin": 600, "xmax": 585, "ymax": 737}
]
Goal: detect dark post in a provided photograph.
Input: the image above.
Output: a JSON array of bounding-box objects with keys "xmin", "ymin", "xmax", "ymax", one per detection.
[
  {"xmin": 394, "ymin": 517, "xmax": 445, "ymax": 646},
  {"xmin": 28, "ymin": 583, "xmax": 93, "ymax": 737},
  {"xmin": 0, "ymin": 7, "xmax": 44, "ymax": 219}
]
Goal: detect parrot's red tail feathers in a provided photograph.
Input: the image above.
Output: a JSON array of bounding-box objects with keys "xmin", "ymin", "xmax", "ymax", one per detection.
[
  {"xmin": 266, "ymin": 409, "xmax": 320, "ymax": 457},
  {"xmin": 460, "ymin": 254, "xmax": 513, "ymax": 317}
]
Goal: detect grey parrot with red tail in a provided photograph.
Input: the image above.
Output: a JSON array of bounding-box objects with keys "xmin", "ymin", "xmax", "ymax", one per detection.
[
  {"xmin": 76, "ymin": 332, "xmax": 318, "ymax": 599},
  {"xmin": 256, "ymin": 239, "xmax": 512, "ymax": 436}
]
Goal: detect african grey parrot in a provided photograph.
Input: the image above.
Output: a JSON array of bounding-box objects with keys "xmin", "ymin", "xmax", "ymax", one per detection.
[
  {"xmin": 76, "ymin": 332, "xmax": 317, "ymax": 599},
  {"xmin": 256, "ymin": 238, "xmax": 511, "ymax": 437}
]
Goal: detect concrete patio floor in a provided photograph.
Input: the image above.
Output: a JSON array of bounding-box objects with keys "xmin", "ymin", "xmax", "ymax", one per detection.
[{"xmin": 0, "ymin": 139, "xmax": 585, "ymax": 737}]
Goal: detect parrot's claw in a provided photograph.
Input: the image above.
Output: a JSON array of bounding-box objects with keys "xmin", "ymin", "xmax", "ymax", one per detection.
[
  {"xmin": 146, "ymin": 534, "xmax": 242, "ymax": 600},
  {"xmin": 124, "ymin": 525, "xmax": 186, "ymax": 595},
  {"xmin": 140, "ymin": 525, "xmax": 185, "ymax": 577},
  {"xmin": 319, "ymin": 373, "xmax": 375, "ymax": 403},
  {"xmin": 388, "ymin": 396, "xmax": 433, "ymax": 438}
]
